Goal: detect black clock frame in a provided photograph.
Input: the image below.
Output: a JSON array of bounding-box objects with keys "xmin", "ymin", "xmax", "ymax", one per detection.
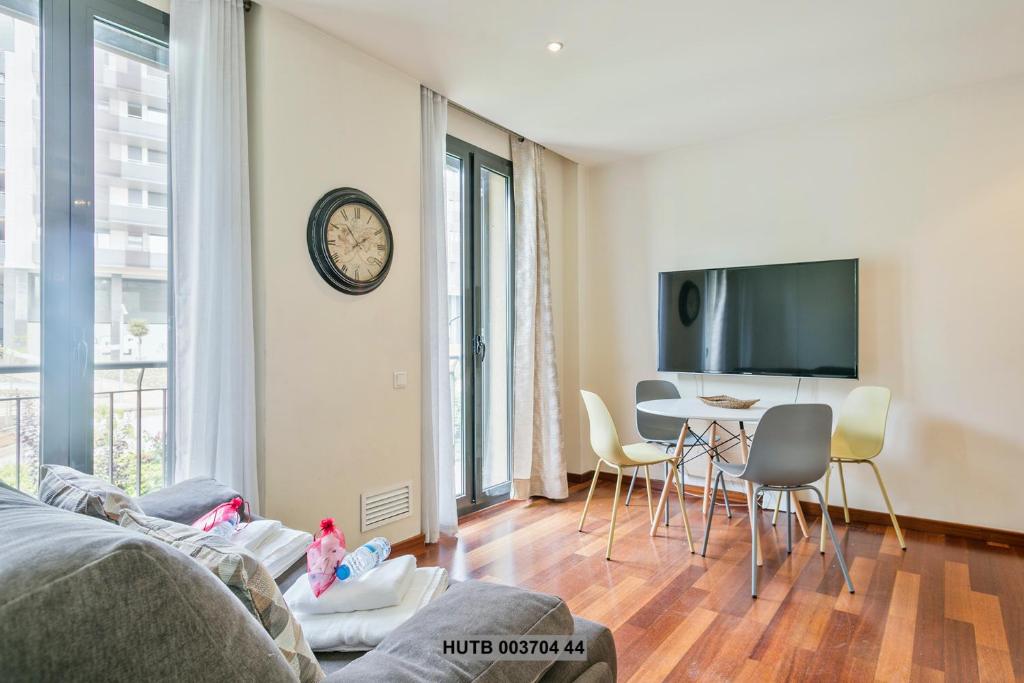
[{"xmin": 307, "ymin": 187, "xmax": 394, "ymax": 295}]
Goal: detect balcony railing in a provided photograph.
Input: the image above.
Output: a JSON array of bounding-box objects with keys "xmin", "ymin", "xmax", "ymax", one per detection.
[{"xmin": 0, "ymin": 361, "xmax": 168, "ymax": 496}]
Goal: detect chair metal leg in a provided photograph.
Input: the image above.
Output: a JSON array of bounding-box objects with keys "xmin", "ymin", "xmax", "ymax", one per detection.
[
  {"xmin": 786, "ymin": 492, "xmax": 793, "ymax": 554},
  {"xmin": 722, "ymin": 482, "xmax": 732, "ymax": 518},
  {"xmin": 606, "ymin": 467, "xmax": 624, "ymax": 560},
  {"xmin": 624, "ymin": 466, "xmax": 639, "ymax": 506},
  {"xmin": 771, "ymin": 490, "xmax": 783, "ymax": 526},
  {"xmin": 820, "ymin": 464, "xmax": 832, "ymax": 553},
  {"xmin": 669, "ymin": 461, "xmax": 694, "ymax": 553},
  {"xmin": 579, "ymin": 462, "xmax": 602, "ymax": 532},
  {"xmin": 837, "ymin": 461, "xmax": 851, "ymax": 523},
  {"xmin": 865, "ymin": 459, "xmax": 907, "ymax": 550},
  {"xmin": 701, "ymin": 471, "xmax": 724, "ymax": 557},
  {"xmin": 644, "ymin": 465, "xmax": 654, "ymax": 524},
  {"xmin": 809, "ymin": 485, "xmax": 854, "ymax": 593},
  {"xmin": 752, "ymin": 485, "xmax": 762, "ymax": 597}
]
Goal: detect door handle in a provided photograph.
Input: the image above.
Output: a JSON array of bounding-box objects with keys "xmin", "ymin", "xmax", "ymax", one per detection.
[
  {"xmin": 73, "ymin": 337, "xmax": 89, "ymax": 379},
  {"xmin": 473, "ymin": 334, "xmax": 487, "ymax": 362}
]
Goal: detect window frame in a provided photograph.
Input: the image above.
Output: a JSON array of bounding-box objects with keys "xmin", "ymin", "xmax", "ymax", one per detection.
[
  {"xmin": 446, "ymin": 135, "xmax": 515, "ymax": 516},
  {"xmin": 39, "ymin": 0, "xmax": 171, "ymax": 475}
]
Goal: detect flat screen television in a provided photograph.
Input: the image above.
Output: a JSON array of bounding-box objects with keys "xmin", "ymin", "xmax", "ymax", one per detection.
[{"xmin": 658, "ymin": 258, "xmax": 858, "ymax": 378}]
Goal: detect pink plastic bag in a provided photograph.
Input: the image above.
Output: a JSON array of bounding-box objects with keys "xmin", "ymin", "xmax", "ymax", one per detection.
[
  {"xmin": 192, "ymin": 497, "xmax": 247, "ymax": 533},
  {"xmin": 306, "ymin": 518, "xmax": 346, "ymax": 598}
]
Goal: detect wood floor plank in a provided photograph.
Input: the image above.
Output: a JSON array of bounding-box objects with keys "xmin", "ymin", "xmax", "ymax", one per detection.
[
  {"xmin": 875, "ymin": 570, "xmax": 921, "ymax": 681},
  {"xmin": 411, "ymin": 479, "xmax": 1024, "ymax": 683},
  {"xmin": 625, "ymin": 606, "xmax": 717, "ymax": 683}
]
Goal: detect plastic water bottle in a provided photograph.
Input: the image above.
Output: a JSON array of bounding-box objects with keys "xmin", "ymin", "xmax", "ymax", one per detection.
[{"xmin": 335, "ymin": 537, "xmax": 392, "ymax": 581}]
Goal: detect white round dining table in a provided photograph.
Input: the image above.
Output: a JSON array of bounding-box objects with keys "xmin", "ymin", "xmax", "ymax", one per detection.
[{"xmin": 636, "ymin": 396, "xmax": 810, "ymax": 564}]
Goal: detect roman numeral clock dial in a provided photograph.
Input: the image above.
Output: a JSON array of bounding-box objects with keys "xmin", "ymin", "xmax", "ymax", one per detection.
[{"xmin": 307, "ymin": 188, "xmax": 394, "ymax": 295}]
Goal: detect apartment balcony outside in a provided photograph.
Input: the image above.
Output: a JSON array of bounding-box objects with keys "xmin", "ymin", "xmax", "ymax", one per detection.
[
  {"xmin": 96, "ymin": 154, "xmax": 168, "ymax": 185},
  {"xmin": 95, "ymin": 108, "xmax": 166, "ymax": 143},
  {"xmin": 102, "ymin": 201, "xmax": 167, "ymax": 227}
]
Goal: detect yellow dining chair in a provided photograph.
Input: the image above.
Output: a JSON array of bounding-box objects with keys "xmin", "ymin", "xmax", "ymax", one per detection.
[
  {"xmin": 579, "ymin": 390, "xmax": 693, "ymax": 559},
  {"xmin": 819, "ymin": 386, "xmax": 906, "ymax": 552}
]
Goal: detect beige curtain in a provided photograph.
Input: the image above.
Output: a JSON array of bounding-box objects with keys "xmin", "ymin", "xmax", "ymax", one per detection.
[{"xmin": 510, "ymin": 138, "xmax": 568, "ymax": 500}]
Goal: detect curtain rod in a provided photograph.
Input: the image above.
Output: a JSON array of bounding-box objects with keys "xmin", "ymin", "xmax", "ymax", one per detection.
[{"xmin": 448, "ymin": 100, "xmax": 532, "ymax": 145}]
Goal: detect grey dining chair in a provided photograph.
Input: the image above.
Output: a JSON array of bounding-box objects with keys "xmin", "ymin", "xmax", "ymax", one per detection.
[
  {"xmin": 626, "ymin": 380, "xmax": 694, "ymax": 524},
  {"xmin": 700, "ymin": 403, "xmax": 854, "ymax": 598}
]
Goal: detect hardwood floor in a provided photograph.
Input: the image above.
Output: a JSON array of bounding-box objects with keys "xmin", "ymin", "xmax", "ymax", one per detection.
[{"xmin": 413, "ymin": 480, "xmax": 1024, "ymax": 682}]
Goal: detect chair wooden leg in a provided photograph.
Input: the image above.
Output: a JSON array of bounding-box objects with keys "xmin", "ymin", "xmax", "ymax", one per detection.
[
  {"xmin": 644, "ymin": 465, "xmax": 654, "ymax": 525},
  {"xmin": 771, "ymin": 490, "xmax": 783, "ymax": 526},
  {"xmin": 793, "ymin": 492, "xmax": 810, "ymax": 538},
  {"xmin": 606, "ymin": 467, "xmax": 624, "ymax": 560},
  {"xmin": 702, "ymin": 423, "xmax": 719, "ymax": 515},
  {"xmin": 837, "ymin": 461, "xmax": 851, "ymax": 523},
  {"xmin": 866, "ymin": 459, "xmax": 906, "ymax": 550},
  {"xmin": 650, "ymin": 463, "xmax": 674, "ymax": 537},
  {"xmin": 668, "ymin": 461, "xmax": 694, "ymax": 552},
  {"xmin": 579, "ymin": 461, "xmax": 602, "ymax": 532},
  {"xmin": 820, "ymin": 463, "xmax": 832, "ymax": 553}
]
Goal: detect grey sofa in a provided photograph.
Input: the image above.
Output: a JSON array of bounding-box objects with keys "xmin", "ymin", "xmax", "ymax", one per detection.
[{"xmin": 0, "ymin": 479, "xmax": 615, "ymax": 682}]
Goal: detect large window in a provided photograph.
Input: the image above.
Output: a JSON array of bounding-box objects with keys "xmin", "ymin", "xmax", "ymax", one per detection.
[
  {"xmin": 446, "ymin": 136, "xmax": 513, "ymax": 514},
  {"xmin": 0, "ymin": 0, "xmax": 170, "ymax": 495}
]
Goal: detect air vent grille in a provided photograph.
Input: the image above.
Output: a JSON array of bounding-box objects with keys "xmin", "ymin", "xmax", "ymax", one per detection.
[{"xmin": 361, "ymin": 481, "xmax": 412, "ymax": 532}]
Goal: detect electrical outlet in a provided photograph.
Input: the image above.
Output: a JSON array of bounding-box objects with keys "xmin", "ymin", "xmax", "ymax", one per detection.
[{"xmin": 393, "ymin": 371, "xmax": 407, "ymax": 389}]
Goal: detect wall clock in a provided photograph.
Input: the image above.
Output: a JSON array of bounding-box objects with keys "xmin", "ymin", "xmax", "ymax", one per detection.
[{"xmin": 307, "ymin": 187, "xmax": 394, "ymax": 295}]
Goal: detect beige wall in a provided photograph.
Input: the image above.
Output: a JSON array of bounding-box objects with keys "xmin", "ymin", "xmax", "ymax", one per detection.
[
  {"xmin": 244, "ymin": 6, "xmax": 585, "ymax": 542},
  {"xmin": 580, "ymin": 77, "xmax": 1024, "ymax": 532},
  {"xmin": 246, "ymin": 5, "xmax": 422, "ymax": 544}
]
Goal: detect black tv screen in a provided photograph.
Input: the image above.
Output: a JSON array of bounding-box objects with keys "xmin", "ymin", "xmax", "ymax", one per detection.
[{"xmin": 658, "ymin": 259, "xmax": 858, "ymax": 378}]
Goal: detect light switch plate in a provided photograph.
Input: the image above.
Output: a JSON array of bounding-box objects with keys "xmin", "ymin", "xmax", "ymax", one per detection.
[{"xmin": 393, "ymin": 371, "xmax": 408, "ymax": 389}]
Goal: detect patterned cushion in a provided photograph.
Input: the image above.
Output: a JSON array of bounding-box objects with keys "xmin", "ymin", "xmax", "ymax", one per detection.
[
  {"xmin": 119, "ymin": 510, "xmax": 323, "ymax": 683},
  {"xmin": 37, "ymin": 465, "xmax": 143, "ymax": 521}
]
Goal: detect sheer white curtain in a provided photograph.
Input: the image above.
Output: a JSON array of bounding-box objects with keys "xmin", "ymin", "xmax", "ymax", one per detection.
[
  {"xmin": 510, "ymin": 138, "xmax": 568, "ymax": 500},
  {"xmin": 421, "ymin": 86, "xmax": 458, "ymax": 542},
  {"xmin": 169, "ymin": 0, "xmax": 259, "ymax": 509}
]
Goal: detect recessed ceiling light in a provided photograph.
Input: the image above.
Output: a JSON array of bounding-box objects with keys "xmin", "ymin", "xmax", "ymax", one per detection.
[{"xmin": 546, "ymin": 41, "xmax": 564, "ymax": 53}]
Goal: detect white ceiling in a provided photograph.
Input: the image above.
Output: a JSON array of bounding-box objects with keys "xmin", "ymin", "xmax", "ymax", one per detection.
[{"xmin": 259, "ymin": 0, "xmax": 1024, "ymax": 165}]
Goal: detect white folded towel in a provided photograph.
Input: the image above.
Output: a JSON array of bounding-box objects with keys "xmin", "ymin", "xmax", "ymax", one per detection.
[
  {"xmin": 297, "ymin": 566, "xmax": 449, "ymax": 652},
  {"xmin": 252, "ymin": 526, "xmax": 313, "ymax": 579},
  {"xmin": 284, "ymin": 555, "xmax": 416, "ymax": 615},
  {"xmin": 229, "ymin": 519, "xmax": 282, "ymax": 551}
]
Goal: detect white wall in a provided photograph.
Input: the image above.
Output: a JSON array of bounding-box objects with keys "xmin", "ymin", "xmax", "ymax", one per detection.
[
  {"xmin": 580, "ymin": 77, "xmax": 1024, "ymax": 532},
  {"xmin": 246, "ymin": 5, "xmax": 422, "ymax": 544}
]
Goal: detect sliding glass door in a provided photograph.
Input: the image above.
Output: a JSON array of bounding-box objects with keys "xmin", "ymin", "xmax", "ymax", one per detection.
[
  {"xmin": 446, "ymin": 136, "xmax": 513, "ymax": 514},
  {"xmin": 0, "ymin": 0, "xmax": 170, "ymax": 495}
]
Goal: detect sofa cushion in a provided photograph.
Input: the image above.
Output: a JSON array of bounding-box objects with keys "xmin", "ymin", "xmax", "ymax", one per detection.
[
  {"xmin": 135, "ymin": 476, "xmax": 244, "ymax": 524},
  {"xmin": 120, "ymin": 510, "xmax": 323, "ymax": 683},
  {"xmin": 37, "ymin": 464, "xmax": 143, "ymax": 521},
  {"xmin": 0, "ymin": 482, "xmax": 297, "ymax": 682},
  {"xmin": 538, "ymin": 617, "xmax": 617, "ymax": 683},
  {"xmin": 332, "ymin": 580, "xmax": 574, "ymax": 682}
]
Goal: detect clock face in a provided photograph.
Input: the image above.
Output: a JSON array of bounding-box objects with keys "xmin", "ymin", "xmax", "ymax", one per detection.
[
  {"xmin": 307, "ymin": 188, "xmax": 394, "ymax": 295},
  {"xmin": 326, "ymin": 203, "xmax": 389, "ymax": 284}
]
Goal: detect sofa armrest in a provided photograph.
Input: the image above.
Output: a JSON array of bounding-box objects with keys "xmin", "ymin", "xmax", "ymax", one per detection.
[
  {"xmin": 136, "ymin": 477, "xmax": 244, "ymax": 524},
  {"xmin": 540, "ymin": 617, "xmax": 617, "ymax": 682},
  {"xmin": 329, "ymin": 580, "xmax": 576, "ymax": 682}
]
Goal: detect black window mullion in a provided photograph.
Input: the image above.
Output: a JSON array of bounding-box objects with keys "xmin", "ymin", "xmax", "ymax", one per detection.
[
  {"xmin": 40, "ymin": 0, "xmax": 74, "ymax": 468},
  {"xmin": 66, "ymin": 0, "xmax": 96, "ymax": 472}
]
